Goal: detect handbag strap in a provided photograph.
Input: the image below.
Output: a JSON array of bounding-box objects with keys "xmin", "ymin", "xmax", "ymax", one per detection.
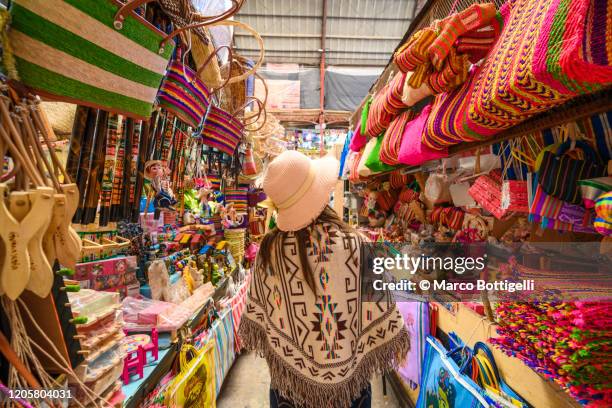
[
  {"xmin": 164, "ymin": 19, "xmax": 263, "ymax": 84},
  {"xmin": 555, "ymin": 139, "xmax": 599, "ymax": 163},
  {"xmin": 114, "ymin": 0, "xmax": 243, "ymax": 41},
  {"xmin": 232, "ymin": 96, "xmax": 265, "ymax": 126},
  {"xmin": 193, "ymin": 45, "xmax": 234, "ymax": 92}
]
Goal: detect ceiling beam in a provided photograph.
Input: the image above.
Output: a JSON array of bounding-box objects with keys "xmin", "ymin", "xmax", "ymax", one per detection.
[
  {"xmin": 234, "ymin": 32, "xmax": 403, "ymax": 41},
  {"xmin": 239, "ymin": 13, "xmax": 413, "ymax": 22}
]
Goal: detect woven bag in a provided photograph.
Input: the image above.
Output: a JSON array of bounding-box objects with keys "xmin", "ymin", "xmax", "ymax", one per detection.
[
  {"xmin": 468, "ymin": 170, "xmax": 508, "ymax": 219},
  {"xmin": 380, "ymin": 110, "xmax": 414, "ymax": 166},
  {"xmin": 348, "ymin": 150, "xmax": 364, "ymax": 182},
  {"xmin": 158, "ymin": 59, "xmax": 213, "ymax": 127},
  {"xmin": 578, "ymin": 177, "xmax": 612, "ymax": 209},
  {"xmin": 389, "ymin": 170, "xmax": 408, "ymax": 189},
  {"xmin": 501, "ymin": 180, "xmax": 529, "ymax": 212},
  {"xmin": 364, "ymin": 135, "xmax": 398, "ymax": 173},
  {"xmin": 594, "ymin": 192, "xmax": 612, "ymax": 236},
  {"xmin": 199, "ymin": 98, "xmax": 263, "ymax": 155},
  {"xmin": 382, "ymin": 72, "xmax": 408, "ymax": 114},
  {"xmin": 376, "ymin": 186, "xmax": 398, "ymax": 212},
  {"xmin": 423, "ymin": 67, "xmax": 484, "ymax": 150},
  {"xmin": 8, "ymin": 0, "xmax": 175, "ymax": 118},
  {"xmin": 365, "ymin": 89, "xmax": 394, "ymax": 137},
  {"xmin": 349, "ymin": 121, "xmax": 367, "ymax": 152},
  {"xmin": 537, "ymin": 140, "xmax": 606, "ymax": 204},
  {"xmin": 242, "ymin": 145, "xmax": 257, "ymax": 176},
  {"xmin": 398, "ymin": 105, "xmax": 448, "ymax": 165},
  {"xmin": 225, "ymin": 187, "xmax": 248, "ymax": 214},
  {"xmin": 468, "ymin": 0, "xmax": 612, "ymax": 138}
]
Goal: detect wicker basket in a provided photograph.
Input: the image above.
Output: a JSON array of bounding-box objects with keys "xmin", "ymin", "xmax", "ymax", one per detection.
[{"xmin": 224, "ymin": 228, "xmax": 246, "ymax": 263}]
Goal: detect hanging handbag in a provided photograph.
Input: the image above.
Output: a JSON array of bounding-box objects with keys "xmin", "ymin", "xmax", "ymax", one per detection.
[
  {"xmin": 198, "ymin": 97, "xmax": 263, "ymax": 155},
  {"xmin": 528, "ymin": 172, "xmax": 596, "ymax": 234},
  {"xmin": 469, "ymin": 170, "xmax": 508, "ymax": 219},
  {"xmin": 537, "ymin": 140, "xmax": 606, "ymax": 205},
  {"xmin": 417, "ymin": 336, "xmax": 490, "ymax": 408},
  {"xmin": 472, "ymin": 342, "xmax": 530, "ymax": 408},
  {"xmin": 8, "ymin": 0, "xmax": 175, "ymax": 119},
  {"xmin": 349, "ymin": 121, "xmax": 367, "ymax": 152},
  {"xmin": 164, "ymin": 343, "xmax": 216, "ymax": 407},
  {"xmin": 158, "ymin": 47, "xmax": 232, "ymax": 127},
  {"xmin": 242, "ymin": 145, "xmax": 258, "ymax": 175}
]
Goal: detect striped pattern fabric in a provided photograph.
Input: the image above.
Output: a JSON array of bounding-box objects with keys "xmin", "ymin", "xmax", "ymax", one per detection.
[
  {"xmin": 225, "ymin": 187, "xmax": 248, "ymax": 214},
  {"xmin": 380, "ymin": 110, "xmax": 414, "ymax": 166},
  {"xmin": 9, "ymin": 0, "xmax": 174, "ymax": 119},
  {"xmin": 158, "ymin": 61, "xmax": 211, "ymax": 127},
  {"xmin": 537, "ymin": 150, "xmax": 606, "ymax": 205},
  {"xmin": 423, "ymin": 68, "xmax": 484, "ymax": 150},
  {"xmin": 529, "ymin": 174, "xmax": 596, "ymax": 233},
  {"xmin": 594, "ymin": 192, "xmax": 612, "ymax": 236},
  {"xmin": 468, "ymin": 0, "xmax": 612, "ymax": 138},
  {"xmin": 365, "ymin": 88, "xmax": 394, "ymax": 137},
  {"xmin": 206, "ymin": 308, "xmax": 236, "ymax": 397},
  {"xmin": 595, "ymin": 191, "xmax": 612, "ymax": 221},
  {"xmin": 578, "ymin": 177, "xmax": 612, "ymax": 208},
  {"xmin": 429, "ymin": 3, "xmax": 497, "ymax": 69},
  {"xmin": 202, "ymin": 106, "xmax": 243, "ymax": 155},
  {"xmin": 207, "ymin": 175, "xmax": 221, "ymax": 190}
]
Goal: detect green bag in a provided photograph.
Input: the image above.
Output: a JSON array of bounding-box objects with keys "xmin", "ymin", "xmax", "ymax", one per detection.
[
  {"xmin": 365, "ymin": 134, "xmax": 398, "ymax": 173},
  {"xmin": 8, "ymin": 0, "xmax": 175, "ymax": 119}
]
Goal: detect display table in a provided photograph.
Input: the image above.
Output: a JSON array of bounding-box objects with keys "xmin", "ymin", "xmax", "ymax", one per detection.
[
  {"xmin": 123, "ymin": 334, "xmax": 151, "ymax": 354},
  {"xmin": 122, "ymin": 333, "xmax": 176, "ymax": 408}
]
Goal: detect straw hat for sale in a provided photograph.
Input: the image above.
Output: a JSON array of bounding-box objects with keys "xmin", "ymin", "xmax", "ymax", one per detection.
[{"xmin": 261, "ymin": 150, "xmax": 339, "ymax": 231}]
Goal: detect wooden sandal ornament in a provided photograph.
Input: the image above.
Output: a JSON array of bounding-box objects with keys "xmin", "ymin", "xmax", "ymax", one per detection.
[{"xmin": 0, "ymin": 184, "xmax": 53, "ymax": 299}]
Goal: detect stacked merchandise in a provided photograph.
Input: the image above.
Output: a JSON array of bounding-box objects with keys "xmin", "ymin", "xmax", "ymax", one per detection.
[
  {"xmin": 343, "ymin": 2, "xmax": 612, "ymax": 407},
  {"xmin": 67, "ymin": 290, "xmax": 125, "ymax": 406},
  {"xmin": 0, "ymin": 0, "xmax": 267, "ymax": 405},
  {"xmin": 492, "ymin": 302, "xmax": 611, "ymax": 406}
]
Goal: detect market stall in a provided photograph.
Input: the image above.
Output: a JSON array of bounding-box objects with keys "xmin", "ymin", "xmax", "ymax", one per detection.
[
  {"xmin": 0, "ymin": 0, "xmax": 273, "ymax": 406},
  {"xmin": 341, "ymin": 0, "xmax": 612, "ymax": 407}
]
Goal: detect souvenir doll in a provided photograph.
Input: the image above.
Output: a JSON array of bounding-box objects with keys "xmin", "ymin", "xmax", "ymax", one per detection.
[{"xmin": 145, "ymin": 160, "xmax": 177, "ymax": 213}]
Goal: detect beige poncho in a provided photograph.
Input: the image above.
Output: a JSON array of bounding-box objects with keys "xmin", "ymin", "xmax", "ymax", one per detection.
[{"xmin": 239, "ymin": 224, "xmax": 410, "ymax": 407}]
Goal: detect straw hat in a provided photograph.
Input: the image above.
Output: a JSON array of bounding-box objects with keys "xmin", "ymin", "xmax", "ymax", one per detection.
[
  {"xmin": 262, "ymin": 150, "xmax": 339, "ymax": 231},
  {"xmin": 144, "ymin": 160, "xmax": 163, "ymax": 180}
]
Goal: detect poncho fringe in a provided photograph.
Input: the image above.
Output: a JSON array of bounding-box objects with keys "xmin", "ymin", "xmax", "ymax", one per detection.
[{"xmin": 239, "ymin": 317, "xmax": 410, "ymax": 408}]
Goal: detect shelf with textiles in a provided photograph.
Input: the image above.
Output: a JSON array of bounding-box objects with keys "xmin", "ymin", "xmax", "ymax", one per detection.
[{"xmin": 367, "ymin": 88, "xmax": 612, "ymax": 179}]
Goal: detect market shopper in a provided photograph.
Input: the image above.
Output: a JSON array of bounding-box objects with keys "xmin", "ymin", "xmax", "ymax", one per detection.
[{"xmin": 239, "ymin": 150, "xmax": 409, "ymax": 408}]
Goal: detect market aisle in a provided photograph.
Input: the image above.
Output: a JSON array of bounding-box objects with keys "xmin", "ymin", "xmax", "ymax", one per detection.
[{"xmin": 218, "ymin": 352, "xmax": 401, "ymax": 408}]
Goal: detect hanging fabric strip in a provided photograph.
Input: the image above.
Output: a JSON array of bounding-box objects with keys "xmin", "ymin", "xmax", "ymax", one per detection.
[
  {"xmin": 65, "ymin": 105, "xmax": 88, "ymax": 182},
  {"xmin": 110, "ymin": 117, "xmax": 126, "ymax": 222},
  {"xmin": 100, "ymin": 114, "xmax": 120, "ymax": 226},
  {"xmin": 128, "ymin": 120, "xmax": 141, "ymax": 211},
  {"xmin": 73, "ymin": 108, "xmax": 97, "ymax": 223},
  {"xmin": 82, "ymin": 110, "xmax": 108, "ymax": 225},
  {"xmin": 132, "ymin": 120, "xmax": 150, "ymax": 222},
  {"xmin": 119, "ymin": 118, "xmax": 134, "ymax": 221}
]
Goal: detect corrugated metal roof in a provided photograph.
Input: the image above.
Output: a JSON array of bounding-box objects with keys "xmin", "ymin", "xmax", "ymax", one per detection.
[{"xmin": 235, "ymin": 0, "xmax": 417, "ymax": 66}]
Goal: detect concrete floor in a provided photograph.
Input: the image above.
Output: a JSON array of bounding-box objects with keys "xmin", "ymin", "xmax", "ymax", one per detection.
[{"xmin": 217, "ymin": 352, "xmax": 401, "ymax": 408}]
